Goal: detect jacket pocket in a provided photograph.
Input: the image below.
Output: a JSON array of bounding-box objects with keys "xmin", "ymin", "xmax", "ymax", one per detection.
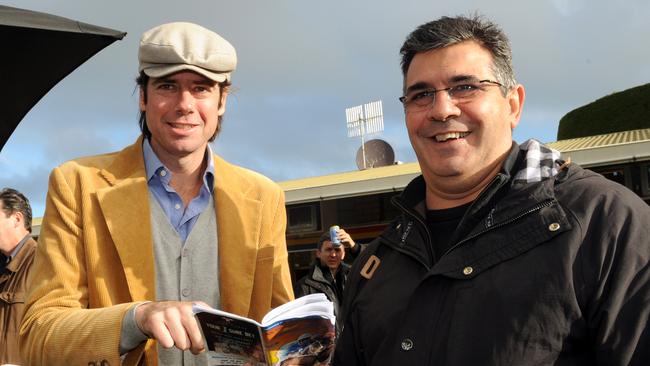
[
  {"xmin": 249, "ymin": 246, "xmax": 276, "ymax": 318},
  {"xmin": 443, "ymin": 256, "xmax": 573, "ymax": 365},
  {"xmin": 434, "ymin": 203, "xmax": 572, "ymax": 280},
  {"xmin": 256, "ymin": 245, "xmax": 275, "ymax": 261}
]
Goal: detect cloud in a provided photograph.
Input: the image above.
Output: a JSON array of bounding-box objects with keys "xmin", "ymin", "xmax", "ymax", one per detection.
[
  {"xmin": 0, "ymin": 161, "xmax": 51, "ymax": 217},
  {"xmin": 550, "ymin": 0, "xmax": 587, "ymax": 17}
]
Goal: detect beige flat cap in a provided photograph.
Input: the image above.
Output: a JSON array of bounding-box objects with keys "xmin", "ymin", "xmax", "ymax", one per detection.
[{"xmin": 138, "ymin": 22, "xmax": 237, "ymax": 82}]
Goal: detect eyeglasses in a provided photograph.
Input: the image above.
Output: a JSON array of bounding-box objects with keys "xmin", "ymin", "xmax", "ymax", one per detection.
[{"xmin": 398, "ymin": 79, "xmax": 503, "ymax": 112}]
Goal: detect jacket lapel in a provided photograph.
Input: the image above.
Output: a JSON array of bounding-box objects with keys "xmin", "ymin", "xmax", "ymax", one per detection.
[
  {"xmin": 96, "ymin": 138, "xmax": 155, "ymax": 302},
  {"xmin": 92, "ymin": 140, "xmax": 261, "ymax": 310},
  {"xmin": 213, "ymin": 155, "xmax": 261, "ymax": 315}
]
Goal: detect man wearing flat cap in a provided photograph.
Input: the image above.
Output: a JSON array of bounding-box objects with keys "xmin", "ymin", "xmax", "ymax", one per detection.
[{"xmin": 20, "ymin": 22, "xmax": 294, "ymax": 366}]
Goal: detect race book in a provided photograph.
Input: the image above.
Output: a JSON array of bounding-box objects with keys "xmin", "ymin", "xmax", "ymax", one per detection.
[{"xmin": 193, "ymin": 293, "xmax": 336, "ymax": 366}]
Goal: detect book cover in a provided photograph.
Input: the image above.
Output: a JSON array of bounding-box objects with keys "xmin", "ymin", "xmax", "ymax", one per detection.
[{"xmin": 194, "ymin": 293, "xmax": 335, "ymax": 366}]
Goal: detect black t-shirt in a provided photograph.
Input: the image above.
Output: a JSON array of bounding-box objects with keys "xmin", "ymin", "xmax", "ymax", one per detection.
[{"xmin": 426, "ymin": 202, "xmax": 472, "ymax": 263}]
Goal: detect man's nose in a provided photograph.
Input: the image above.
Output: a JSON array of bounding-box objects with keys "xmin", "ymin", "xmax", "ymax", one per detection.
[
  {"xmin": 426, "ymin": 91, "xmax": 461, "ymax": 122},
  {"xmin": 176, "ymin": 90, "xmax": 195, "ymax": 114}
]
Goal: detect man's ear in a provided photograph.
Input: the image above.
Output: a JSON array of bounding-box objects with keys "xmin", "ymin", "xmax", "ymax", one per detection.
[
  {"xmin": 139, "ymin": 88, "xmax": 146, "ymax": 112},
  {"xmin": 11, "ymin": 211, "xmax": 24, "ymax": 229},
  {"xmin": 217, "ymin": 89, "xmax": 228, "ymax": 116},
  {"xmin": 508, "ymin": 84, "xmax": 525, "ymax": 129}
]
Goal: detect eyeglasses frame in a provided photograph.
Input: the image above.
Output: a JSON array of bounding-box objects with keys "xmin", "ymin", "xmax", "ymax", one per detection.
[{"xmin": 398, "ymin": 79, "xmax": 504, "ymax": 109}]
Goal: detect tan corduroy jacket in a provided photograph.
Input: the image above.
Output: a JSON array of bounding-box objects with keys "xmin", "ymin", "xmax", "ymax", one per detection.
[{"xmin": 19, "ymin": 137, "xmax": 294, "ymax": 366}]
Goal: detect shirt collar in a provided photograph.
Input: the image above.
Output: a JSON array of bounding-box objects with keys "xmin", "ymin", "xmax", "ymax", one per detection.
[
  {"xmin": 8, "ymin": 234, "xmax": 30, "ymax": 261},
  {"xmin": 142, "ymin": 138, "xmax": 215, "ymax": 192}
]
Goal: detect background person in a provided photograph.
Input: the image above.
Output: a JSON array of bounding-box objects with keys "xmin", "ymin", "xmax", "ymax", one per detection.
[
  {"xmin": 334, "ymin": 14, "xmax": 650, "ymax": 365},
  {"xmin": 20, "ymin": 22, "xmax": 293, "ymax": 366},
  {"xmin": 294, "ymin": 227, "xmax": 358, "ymax": 334},
  {"xmin": 0, "ymin": 188, "xmax": 36, "ymax": 365}
]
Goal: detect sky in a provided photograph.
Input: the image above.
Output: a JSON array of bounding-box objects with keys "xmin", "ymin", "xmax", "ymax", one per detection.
[{"xmin": 2, "ymin": 0, "xmax": 650, "ymax": 217}]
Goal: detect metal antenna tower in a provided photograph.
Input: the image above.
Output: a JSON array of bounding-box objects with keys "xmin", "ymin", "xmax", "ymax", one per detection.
[{"xmin": 345, "ymin": 100, "xmax": 384, "ymax": 169}]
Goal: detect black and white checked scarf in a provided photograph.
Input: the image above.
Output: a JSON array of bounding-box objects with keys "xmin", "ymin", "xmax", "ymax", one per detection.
[{"xmin": 512, "ymin": 139, "xmax": 562, "ymax": 185}]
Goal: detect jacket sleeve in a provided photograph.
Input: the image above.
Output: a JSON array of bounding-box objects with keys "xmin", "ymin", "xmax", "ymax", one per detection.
[
  {"xmin": 293, "ymin": 275, "xmax": 313, "ymax": 298},
  {"xmin": 576, "ymin": 185, "xmax": 650, "ymax": 365},
  {"xmin": 347, "ymin": 242, "xmax": 367, "ymax": 262},
  {"xmin": 293, "ymin": 279, "xmax": 305, "ymax": 298},
  {"xmin": 19, "ymin": 166, "xmax": 135, "ymax": 366},
  {"xmin": 270, "ymin": 188, "xmax": 295, "ymax": 308}
]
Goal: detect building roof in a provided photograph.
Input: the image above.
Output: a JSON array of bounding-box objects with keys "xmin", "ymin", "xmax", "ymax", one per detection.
[
  {"xmin": 547, "ymin": 128, "xmax": 650, "ymax": 168},
  {"xmin": 278, "ymin": 162, "xmax": 421, "ymax": 204},
  {"xmin": 547, "ymin": 128, "xmax": 650, "ymax": 151}
]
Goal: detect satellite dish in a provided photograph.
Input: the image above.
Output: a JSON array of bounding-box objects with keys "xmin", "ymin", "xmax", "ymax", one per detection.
[{"xmin": 356, "ymin": 139, "xmax": 395, "ymax": 170}]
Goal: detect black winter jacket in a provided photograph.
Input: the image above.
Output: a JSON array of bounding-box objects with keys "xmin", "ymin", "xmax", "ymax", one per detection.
[
  {"xmin": 295, "ymin": 261, "xmax": 350, "ymax": 334},
  {"xmin": 333, "ymin": 141, "xmax": 650, "ymax": 366}
]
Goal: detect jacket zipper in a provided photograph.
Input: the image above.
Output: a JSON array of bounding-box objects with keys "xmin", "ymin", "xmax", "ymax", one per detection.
[
  {"xmin": 441, "ymin": 199, "xmax": 556, "ymax": 259},
  {"xmin": 389, "ymin": 173, "xmax": 508, "ymax": 267},
  {"xmin": 389, "ymin": 200, "xmax": 434, "ymax": 269}
]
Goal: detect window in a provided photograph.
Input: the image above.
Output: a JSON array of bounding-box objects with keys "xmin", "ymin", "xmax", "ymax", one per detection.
[
  {"xmin": 600, "ymin": 168, "xmax": 626, "ymax": 186},
  {"xmin": 287, "ymin": 204, "xmax": 320, "ymax": 232},
  {"xmin": 591, "ymin": 166, "xmax": 628, "ymax": 188},
  {"xmin": 337, "ymin": 192, "xmax": 401, "ymax": 226},
  {"xmin": 642, "ymin": 163, "xmax": 650, "ymax": 200}
]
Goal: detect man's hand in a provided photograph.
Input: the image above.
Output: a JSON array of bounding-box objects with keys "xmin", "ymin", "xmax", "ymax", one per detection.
[
  {"xmin": 337, "ymin": 228, "xmax": 355, "ymax": 249},
  {"xmin": 135, "ymin": 300, "xmax": 208, "ymax": 354}
]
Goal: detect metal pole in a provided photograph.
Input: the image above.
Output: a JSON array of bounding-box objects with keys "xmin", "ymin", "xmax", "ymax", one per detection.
[{"xmin": 360, "ymin": 114, "xmax": 367, "ymax": 169}]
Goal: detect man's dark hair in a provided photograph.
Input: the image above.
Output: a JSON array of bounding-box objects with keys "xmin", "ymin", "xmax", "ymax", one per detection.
[
  {"xmin": 316, "ymin": 231, "xmax": 332, "ymax": 250},
  {"xmin": 400, "ymin": 14, "xmax": 516, "ymax": 94},
  {"xmin": 135, "ymin": 71, "xmax": 231, "ymax": 142},
  {"xmin": 0, "ymin": 188, "xmax": 32, "ymax": 232}
]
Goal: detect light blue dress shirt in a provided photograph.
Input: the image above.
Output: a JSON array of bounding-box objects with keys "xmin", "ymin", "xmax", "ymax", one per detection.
[{"xmin": 142, "ymin": 138, "xmax": 215, "ymax": 242}]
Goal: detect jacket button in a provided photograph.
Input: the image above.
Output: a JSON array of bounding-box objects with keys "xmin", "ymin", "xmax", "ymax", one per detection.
[
  {"xmin": 401, "ymin": 338, "xmax": 414, "ymax": 351},
  {"xmin": 463, "ymin": 266, "xmax": 473, "ymax": 275},
  {"xmin": 548, "ymin": 222, "xmax": 560, "ymax": 231}
]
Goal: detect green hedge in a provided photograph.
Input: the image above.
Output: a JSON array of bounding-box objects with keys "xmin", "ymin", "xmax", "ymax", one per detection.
[{"xmin": 557, "ymin": 83, "xmax": 650, "ymax": 140}]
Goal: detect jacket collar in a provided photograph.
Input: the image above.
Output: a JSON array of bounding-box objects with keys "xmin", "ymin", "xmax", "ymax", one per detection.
[
  {"xmin": 0, "ymin": 237, "xmax": 36, "ymax": 288},
  {"xmin": 3, "ymin": 237, "xmax": 36, "ymax": 274},
  {"xmin": 391, "ymin": 141, "xmax": 564, "ymax": 263}
]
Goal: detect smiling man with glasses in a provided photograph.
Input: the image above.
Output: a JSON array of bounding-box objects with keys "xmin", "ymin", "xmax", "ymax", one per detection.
[{"xmin": 334, "ymin": 14, "xmax": 650, "ymax": 366}]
